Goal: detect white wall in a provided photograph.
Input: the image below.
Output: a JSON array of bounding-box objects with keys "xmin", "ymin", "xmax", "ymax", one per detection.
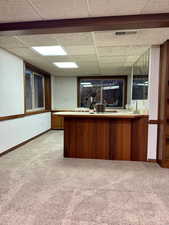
[
  {"xmin": 52, "ymin": 75, "xmax": 132, "ymax": 109},
  {"xmin": 0, "ymin": 48, "xmax": 24, "ymax": 117},
  {"xmin": 52, "ymin": 76, "xmax": 77, "ymax": 110},
  {"xmin": 147, "ymin": 46, "xmax": 160, "ymax": 159},
  {"xmin": 0, "ymin": 48, "xmax": 51, "ymax": 153},
  {"xmin": 0, "ymin": 112, "xmax": 51, "ymax": 153}
]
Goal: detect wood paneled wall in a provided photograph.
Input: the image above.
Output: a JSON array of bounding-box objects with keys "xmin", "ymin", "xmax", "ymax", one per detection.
[{"xmin": 157, "ymin": 40, "xmax": 169, "ymax": 168}]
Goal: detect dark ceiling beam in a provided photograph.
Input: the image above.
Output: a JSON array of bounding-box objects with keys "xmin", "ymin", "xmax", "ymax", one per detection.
[{"xmin": 0, "ymin": 13, "xmax": 169, "ymax": 36}]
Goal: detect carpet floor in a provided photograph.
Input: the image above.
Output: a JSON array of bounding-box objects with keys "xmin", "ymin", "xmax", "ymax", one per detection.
[{"xmin": 0, "ymin": 130, "xmax": 169, "ymax": 225}]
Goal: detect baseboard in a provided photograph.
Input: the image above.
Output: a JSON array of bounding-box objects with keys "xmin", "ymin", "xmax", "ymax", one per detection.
[
  {"xmin": 0, "ymin": 129, "xmax": 51, "ymax": 157},
  {"xmin": 51, "ymin": 128, "xmax": 64, "ymax": 130},
  {"xmin": 147, "ymin": 159, "xmax": 157, "ymax": 163}
]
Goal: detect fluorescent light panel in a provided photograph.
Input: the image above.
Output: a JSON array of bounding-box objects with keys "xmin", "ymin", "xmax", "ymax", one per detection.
[
  {"xmin": 136, "ymin": 83, "xmax": 148, "ymax": 86},
  {"xmin": 83, "ymin": 84, "xmax": 93, "ymax": 88},
  {"xmin": 54, "ymin": 62, "xmax": 78, "ymax": 68},
  {"xmin": 103, "ymin": 86, "xmax": 119, "ymax": 90},
  {"xmin": 32, "ymin": 46, "xmax": 67, "ymax": 56},
  {"xmin": 81, "ymin": 82, "xmax": 92, "ymax": 85}
]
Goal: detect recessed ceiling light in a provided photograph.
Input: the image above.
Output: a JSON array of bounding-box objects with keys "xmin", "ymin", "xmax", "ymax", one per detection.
[
  {"xmin": 53, "ymin": 62, "xmax": 78, "ymax": 69},
  {"xmin": 32, "ymin": 46, "xmax": 67, "ymax": 56}
]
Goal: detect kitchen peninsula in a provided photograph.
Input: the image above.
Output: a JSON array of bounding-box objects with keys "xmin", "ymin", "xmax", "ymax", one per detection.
[{"xmin": 54, "ymin": 112, "xmax": 148, "ymax": 161}]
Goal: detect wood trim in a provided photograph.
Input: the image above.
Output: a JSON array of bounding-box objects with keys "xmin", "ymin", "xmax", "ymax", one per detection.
[
  {"xmin": 25, "ymin": 110, "xmax": 50, "ymax": 116},
  {"xmin": 52, "ymin": 110, "xmax": 75, "ymax": 112},
  {"xmin": 157, "ymin": 40, "xmax": 169, "ymax": 167},
  {"xmin": 149, "ymin": 120, "xmax": 161, "ymax": 124},
  {"xmin": 44, "ymin": 75, "xmax": 52, "ymax": 110},
  {"xmin": 147, "ymin": 159, "xmax": 157, "ymax": 163},
  {"xmin": 23, "ymin": 62, "xmax": 26, "ymax": 114},
  {"xmin": 0, "ymin": 110, "xmax": 50, "ymax": 122},
  {"xmin": 77, "ymin": 77, "xmax": 80, "ymax": 107},
  {"xmin": 0, "ymin": 114, "xmax": 25, "ymax": 121},
  {"xmin": 56, "ymin": 113, "xmax": 148, "ymax": 119},
  {"xmin": 0, "ymin": 13, "xmax": 169, "ymax": 36},
  {"xmin": 25, "ymin": 62, "xmax": 50, "ymax": 77},
  {"xmin": 0, "ymin": 129, "xmax": 51, "ymax": 157},
  {"xmin": 77, "ymin": 76, "xmax": 128, "ymax": 108}
]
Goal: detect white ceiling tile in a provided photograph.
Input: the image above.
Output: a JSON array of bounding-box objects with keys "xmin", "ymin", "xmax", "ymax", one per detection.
[
  {"xmin": 136, "ymin": 28, "xmax": 169, "ymax": 45},
  {"xmin": 80, "ymin": 67, "xmax": 100, "ymax": 73},
  {"xmin": 29, "ymin": 0, "xmax": 89, "ymax": 19},
  {"xmin": 77, "ymin": 61, "xmax": 100, "ymax": 73},
  {"xmin": 100, "ymin": 62, "xmax": 126, "ymax": 69},
  {"xmin": 94, "ymin": 30, "xmax": 140, "ymax": 47},
  {"xmin": 97, "ymin": 46, "xmax": 129, "ymax": 56},
  {"xmin": 25, "ymin": 59, "xmax": 52, "ymax": 67},
  {"xmin": 141, "ymin": 0, "xmax": 169, "ymax": 14},
  {"xmin": 15, "ymin": 35, "xmax": 59, "ymax": 47},
  {"xmin": 126, "ymin": 46, "xmax": 148, "ymax": 56},
  {"xmin": 77, "ymin": 61, "xmax": 98, "ymax": 67},
  {"xmin": 65, "ymin": 45, "xmax": 96, "ymax": 55},
  {"xmin": 54, "ymin": 33, "xmax": 93, "ymax": 46},
  {"xmin": 124, "ymin": 62, "xmax": 133, "ymax": 66},
  {"xmin": 0, "ymin": 28, "xmax": 162, "ymax": 76},
  {"xmin": 99, "ymin": 56, "xmax": 127, "ymax": 63},
  {"xmin": 47, "ymin": 56, "xmax": 74, "ymax": 63},
  {"xmin": 0, "ymin": 37, "xmax": 25, "ymax": 48},
  {"xmin": 100, "ymin": 67, "xmax": 131, "ymax": 75},
  {"xmin": 0, "ymin": 0, "xmax": 41, "ymax": 23},
  {"xmin": 126, "ymin": 55, "xmax": 139, "ymax": 63},
  {"xmin": 88, "ymin": 0, "xmax": 148, "ymax": 17},
  {"xmin": 94, "ymin": 28, "xmax": 169, "ymax": 47},
  {"xmin": 53, "ymin": 70, "xmax": 84, "ymax": 76},
  {"xmin": 72, "ymin": 55, "xmax": 98, "ymax": 62},
  {"xmin": 6, "ymin": 47, "xmax": 40, "ymax": 58}
]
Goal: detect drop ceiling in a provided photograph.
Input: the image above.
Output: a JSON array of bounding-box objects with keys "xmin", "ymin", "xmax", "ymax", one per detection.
[
  {"xmin": 0, "ymin": 27, "xmax": 169, "ymax": 76},
  {"xmin": 0, "ymin": 0, "xmax": 169, "ymax": 23}
]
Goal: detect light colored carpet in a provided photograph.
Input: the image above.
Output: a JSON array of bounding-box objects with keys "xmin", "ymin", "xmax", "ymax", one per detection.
[{"xmin": 0, "ymin": 130, "xmax": 169, "ymax": 225}]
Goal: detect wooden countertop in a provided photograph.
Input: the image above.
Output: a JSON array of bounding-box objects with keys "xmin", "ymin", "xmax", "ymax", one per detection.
[{"xmin": 53, "ymin": 111, "xmax": 148, "ymax": 119}]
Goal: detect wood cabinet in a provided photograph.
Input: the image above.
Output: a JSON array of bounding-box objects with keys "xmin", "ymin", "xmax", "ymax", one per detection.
[
  {"xmin": 51, "ymin": 114, "xmax": 64, "ymax": 129},
  {"xmin": 64, "ymin": 115, "xmax": 148, "ymax": 161},
  {"xmin": 157, "ymin": 40, "xmax": 169, "ymax": 168}
]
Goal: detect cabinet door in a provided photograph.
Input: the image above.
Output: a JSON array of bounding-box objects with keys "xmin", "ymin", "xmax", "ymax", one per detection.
[
  {"xmin": 131, "ymin": 117, "xmax": 148, "ymax": 161},
  {"xmin": 109, "ymin": 119, "xmax": 131, "ymax": 160},
  {"xmin": 64, "ymin": 118, "xmax": 110, "ymax": 160},
  {"xmin": 51, "ymin": 115, "xmax": 64, "ymax": 129}
]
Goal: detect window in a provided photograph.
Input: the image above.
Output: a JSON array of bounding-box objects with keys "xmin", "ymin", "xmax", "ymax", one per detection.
[
  {"xmin": 132, "ymin": 75, "xmax": 148, "ymax": 100},
  {"xmin": 78, "ymin": 77, "xmax": 126, "ymax": 108},
  {"xmin": 25, "ymin": 69, "xmax": 45, "ymax": 111},
  {"xmin": 132, "ymin": 50, "xmax": 149, "ymax": 100}
]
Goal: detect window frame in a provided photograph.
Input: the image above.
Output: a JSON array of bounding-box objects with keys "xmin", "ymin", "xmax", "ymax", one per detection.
[
  {"xmin": 132, "ymin": 75, "xmax": 149, "ymax": 100},
  {"xmin": 24, "ymin": 62, "xmax": 51, "ymax": 114},
  {"xmin": 77, "ymin": 76, "xmax": 128, "ymax": 109},
  {"xmin": 25, "ymin": 72, "xmax": 45, "ymax": 112}
]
